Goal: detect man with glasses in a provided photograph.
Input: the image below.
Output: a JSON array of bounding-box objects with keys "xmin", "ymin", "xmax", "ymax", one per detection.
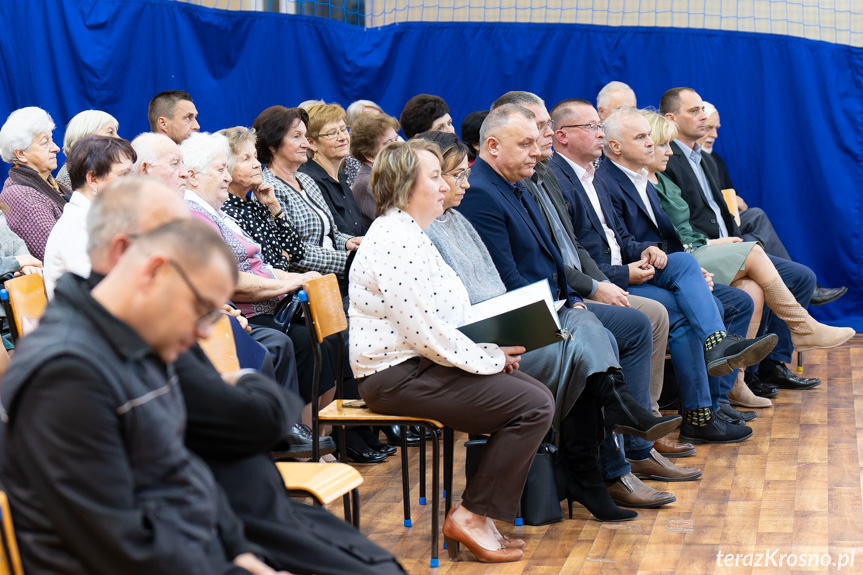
[{"xmin": 549, "ymin": 100, "xmax": 776, "ymax": 447}]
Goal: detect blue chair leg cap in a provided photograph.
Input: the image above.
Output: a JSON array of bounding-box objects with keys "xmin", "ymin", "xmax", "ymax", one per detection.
[
  {"xmin": 404, "ymin": 519, "xmax": 412, "ymax": 527},
  {"xmin": 442, "ymin": 490, "xmax": 447, "ymax": 497},
  {"xmin": 430, "ymin": 558, "xmax": 439, "ymax": 568},
  {"xmin": 419, "ymin": 496, "xmax": 426, "ymax": 505},
  {"xmin": 514, "ymin": 517, "xmax": 524, "ymax": 526},
  {"xmin": 443, "ymin": 541, "xmax": 447, "ymax": 549}
]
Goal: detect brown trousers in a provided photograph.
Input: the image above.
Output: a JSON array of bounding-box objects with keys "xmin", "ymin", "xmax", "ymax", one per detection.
[{"xmin": 359, "ymin": 358, "xmax": 554, "ymax": 522}]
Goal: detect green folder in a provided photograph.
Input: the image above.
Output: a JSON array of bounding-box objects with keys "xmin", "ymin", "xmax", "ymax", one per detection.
[{"xmin": 457, "ymin": 280, "xmax": 564, "ymax": 353}]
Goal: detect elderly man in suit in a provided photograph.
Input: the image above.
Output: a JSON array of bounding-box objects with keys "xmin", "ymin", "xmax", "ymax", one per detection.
[
  {"xmin": 659, "ymin": 87, "xmax": 830, "ymax": 392},
  {"xmin": 547, "ymin": 99, "xmax": 777, "ymax": 446}
]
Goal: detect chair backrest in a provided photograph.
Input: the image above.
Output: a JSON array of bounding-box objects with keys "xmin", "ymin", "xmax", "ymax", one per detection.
[
  {"xmin": 198, "ymin": 314, "xmax": 240, "ymax": 374},
  {"xmin": 0, "ymin": 491, "xmax": 23, "ymax": 575},
  {"xmin": 302, "ymin": 274, "xmax": 347, "ymax": 343},
  {"xmin": 721, "ymin": 188, "xmax": 742, "ymax": 227},
  {"xmin": 4, "ymin": 274, "xmax": 47, "ymax": 341}
]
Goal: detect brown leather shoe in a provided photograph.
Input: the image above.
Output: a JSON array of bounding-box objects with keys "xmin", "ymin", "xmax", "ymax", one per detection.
[
  {"xmin": 628, "ymin": 449, "xmax": 702, "ymax": 482},
  {"xmin": 606, "ymin": 473, "xmax": 676, "ymax": 508},
  {"xmin": 653, "ymin": 436, "xmax": 696, "ymax": 458}
]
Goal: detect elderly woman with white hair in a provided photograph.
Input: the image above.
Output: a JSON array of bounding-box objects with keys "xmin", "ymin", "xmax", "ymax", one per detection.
[
  {"xmin": 0, "ymin": 107, "xmax": 68, "ymax": 260},
  {"xmin": 55, "ymin": 110, "xmax": 120, "ymax": 188},
  {"xmin": 180, "ymin": 131, "xmax": 319, "ymax": 327}
]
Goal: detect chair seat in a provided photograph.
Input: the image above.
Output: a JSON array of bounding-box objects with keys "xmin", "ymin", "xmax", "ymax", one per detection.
[
  {"xmin": 319, "ymin": 400, "xmax": 444, "ymax": 428},
  {"xmin": 276, "ymin": 462, "xmax": 363, "ymax": 505}
]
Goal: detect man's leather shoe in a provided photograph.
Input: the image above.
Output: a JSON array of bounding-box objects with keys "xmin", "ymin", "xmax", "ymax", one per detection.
[
  {"xmin": 274, "ymin": 423, "xmax": 336, "ymax": 458},
  {"xmin": 606, "ymin": 473, "xmax": 676, "ymax": 508},
  {"xmin": 653, "ymin": 436, "xmax": 696, "ymax": 458},
  {"xmin": 744, "ymin": 372, "xmax": 779, "ymax": 398},
  {"xmin": 345, "ymin": 446, "xmax": 388, "ymax": 464},
  {"xmin": 383, "ymin": 425, "xmax": 420, "ymax": 446},
  {"xmin": 679, "ymin": 416, "xmax": 753, "ymax": 444},
  {"xmin": 628, "ymin": 449, "xmax": 702, "ymax": 482},
  {"xmin": 705, "ymin": 333, "xmax": 778, "ymax": 377},
  {"xmin": 719, "ymin": 402, "xmax": 756, "ymax": 422},
  {"xmin": 810, "ymin": 285, "xmax": 847, "ymax": 306},
  {"xmin": 757, "ymin": 362, "xmax": 821, "ymax": 390}
]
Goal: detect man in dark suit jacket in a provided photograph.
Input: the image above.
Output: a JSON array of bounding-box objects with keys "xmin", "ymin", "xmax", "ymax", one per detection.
[
  {"xmin": 660, "ymin": 87, "xmax": 822, "ymax": 391},
  {"xmin": 548, "ymin": 100, "xmax": 775, "ymax": 446},
  {"xmin": 698, "ymin": 104, "xmax": 846, "ymax": 306}
]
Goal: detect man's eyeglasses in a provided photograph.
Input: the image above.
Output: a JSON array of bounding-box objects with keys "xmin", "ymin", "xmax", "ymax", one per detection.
[
  {"xmin": 537, "ymin": 120, "xmax": 555, "ymax": 133},
  {"xmin": 316, "ymin": 126, "xmax": 350, "ymax": 140},
  {"xmin": 444, "ymin": 167, "xmax": 471, "ymax": 186},
  {"xmin": 167, "ymin": 259, "xmax": 223, "ymax": 328},
  {"xmin": 558, "ymin": 123, "xmax": 604, "ymax": 133}
]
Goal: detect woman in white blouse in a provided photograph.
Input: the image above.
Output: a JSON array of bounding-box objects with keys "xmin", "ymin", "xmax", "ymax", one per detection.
[
  {"xmin": 349, "ymin": 140, "xmax": 554, "ymax": 564},
  {"xmin": 43, "ymin": 135, "xmax": 135, "ymax": 297}
]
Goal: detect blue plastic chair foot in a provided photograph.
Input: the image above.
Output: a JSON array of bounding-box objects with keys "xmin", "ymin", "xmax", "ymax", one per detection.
[
  {"xmin": 443, "ymin": 541, "xmax": 447, "ymax": 549},
  {"xmin": 404, "ymin": 519, "xmax": 412, "ymax": 527},
  {"xmin": 442, "ymin": 489, "xmax": 447, "ymax": 497},
  {"xmin": 419, "ymin": 496, "xmax": 427, "ymax": 505},
  {"xmin": 430, "ymin": 558, "xmax": 439, "ymax": 568},
  {"xmin": 514, "ymin": 517, "xmax": 524, "ymax": 526}
]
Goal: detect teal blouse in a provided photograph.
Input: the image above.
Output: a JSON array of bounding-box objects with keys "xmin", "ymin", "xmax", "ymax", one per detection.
[{"xmin": 652, "ymin": 172, "xmax": 709, "ymax": 251}]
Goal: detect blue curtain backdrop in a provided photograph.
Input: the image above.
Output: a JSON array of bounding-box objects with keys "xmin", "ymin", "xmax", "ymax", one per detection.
[{"xmin": 2, "ymin": 0, "xmax": 861, "ymax": 327}]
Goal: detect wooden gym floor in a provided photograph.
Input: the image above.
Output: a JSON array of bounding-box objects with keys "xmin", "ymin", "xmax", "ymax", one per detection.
[{"xmin": 323, "ymin": 338, "xmax": 863, "ymax": 574}]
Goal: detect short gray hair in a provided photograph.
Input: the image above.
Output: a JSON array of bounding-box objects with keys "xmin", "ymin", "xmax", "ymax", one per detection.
[
  {"xmin": 346, "ymin": 99, "xmax": 385, "ymax": 127},
  {"xmin": 479, "ymin": 104, "xmax": 536, "ymax": 149},
  {"xmin": 0, "ymin": 107, "xmax": 55, "ymax": 163},
  {"xmin": 179, "ymin": 132, "xmax": 230, "ymax": 174},
  {"xmin": 131, "ymin": 132, "xmax": 177, "ymax": 172},
  {"xmin": 596, "ymin": 81, "xmax": 636, "ymax": 110},
  {"xmin": 87, "ymin": 175, "xmax": 154, "ymax": 256},
  {"xmin": 490, "ymin": 91, "xmax": 544, "ymax": 111},
  {"xmin": 703, "ymin": 101, "xmax": 718, "ymax": 117},
  {"xmin": 63, "ymin": 110, "xmax": 119, "ymax": 155},
  {"xmin": 602, "ymin": 108, "xmax": 647, "ymax": 146}
]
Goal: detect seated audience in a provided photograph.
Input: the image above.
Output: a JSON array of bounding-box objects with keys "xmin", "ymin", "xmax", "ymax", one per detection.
[
  {"xmin": 698, "ymin": 101, "xmax": 846, "ymax": 306},
  {"xmin": 131, "ymin": 132, "xmax": 191, "ymax": 194},
  {"xmin": 0, "ymin": 106, "xmax": 68, "ymax": 260},
  {"xmin": 299, "ymin": 103, "xmax": 366, "ymax": 235},
  {"xmin": 399, "ymin": 93, "xmax": 455, "ymax": 139},
  {"xmin": 43, "ymin": 135, "xmax": 135, "ymax": 297},
  {"xmin": 418, "ymin": 130, "xmax": 689, "ymax": 521},
  {"xmin": 0, "ymin": 193, "xmax": 284, "ymax": 574},
  {"xmin": 349, "ymin": 112, "xmax": 400, "ymax": 228},
  {"xmin": 84, "ymin": 178, "xmax": 404, "ymax": 574},
  {"xmin": 460, "ymin": 110, "xmax": 488, "ymax": 163},
  {"xmin": 659, "ymin": 87, "xmax": 828, "ymax": 392},
  {"xmin": 344, "ymin": 99, "xmax": 387, "ymax": 186},
  {"xmin": 596, "ymin": 81, "xmax": 637, "ymax": 121},
  {"xmin": 55, "ymin": 110, "xmax": 120, "ymax": 187},
  {"xmin": 256, "ymin": 106, "xmax": 360, "ymax": 279},
  {"xmin": 148, "ymin": 89, "xmax": 200, "ymax": 144},
  {"xmin": 219, "ymin": 126, "xmax": 306, "ymax": 271},
  {"xmin": 0, "ymin": 210, "xmax": 41, "ymax": 279}
]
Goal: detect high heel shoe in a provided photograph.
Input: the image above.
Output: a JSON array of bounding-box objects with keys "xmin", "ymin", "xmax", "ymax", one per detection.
[
  {"xmin": 565, "ymin": 469, "xmax": 638, "ymax": 522},
  {"xmin": 442, "ymin": 509, "xmax": 523, "ymax": 563},
  {"xmin": 498, "ymin": 535, "xmax": 525, "ymax": 549},
  {"xmin": 595, "ymin": 372, "xmax": 682, "ymax": 441}
]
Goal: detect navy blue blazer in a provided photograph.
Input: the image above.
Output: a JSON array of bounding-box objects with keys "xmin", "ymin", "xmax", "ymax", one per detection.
[
  {"xmin": 548, "ymin": 152, "xmax": 652, "ymax": 289},
  {"xmin": 663, "ymin": 140, "xmax": 740, "ymax": 239},
  {"xmin": 595, "ymin": 159, "xmax": 685, "ymax": 255},
  {"xmin": 458, "ymin": 157, "xmax": 580, "ymax": 304}
]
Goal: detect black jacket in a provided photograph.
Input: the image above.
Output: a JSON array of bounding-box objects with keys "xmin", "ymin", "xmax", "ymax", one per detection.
[{"xmin": 0, "ymin": 273, "xmax": 253, "ymax": 575}]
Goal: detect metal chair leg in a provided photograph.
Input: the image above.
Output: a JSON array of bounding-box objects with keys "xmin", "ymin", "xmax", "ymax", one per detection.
[
  {"xmin": 443, "ymin": 427, "xmax": 453, "ymax": 516},
  {"xmin": 399, "ymin": 426, "xmax": 411, "ymax": 527},
  {"xmin": 430, "ymin": 425, "xmax": 440, "ymax": 568},
  {"xmin": 419, "ymin": 427, "xmax": 427, "ymax": 505},
  {"xmin": 350, "ymin": 487, "xmax": 361, "ymax": 529}
]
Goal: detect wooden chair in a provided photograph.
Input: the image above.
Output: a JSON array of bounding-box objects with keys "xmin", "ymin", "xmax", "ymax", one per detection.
[
  {"xmin": 197, "ymin": 314, "xmax": 363, "ymax": 527},
  {"xmin": 0, "ymin": 491, "xmax": 23, "ymax": 575},
  {"xmin": 721, "ymin": 188, "xmax": 742, "ymax": 227},
  {"xmin": 2, "ymin": 274, "xmax": 48, "ymax": 343},
  {"xmin": 301, "ymin": 274, "xmax": 454, "ymax": 568}
]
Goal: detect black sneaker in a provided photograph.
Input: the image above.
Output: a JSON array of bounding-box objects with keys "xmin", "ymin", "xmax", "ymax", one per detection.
[
  {"xmin": 678, "ymin": 416, "xmax": 753, "ymax": 444},
  {"xmin": 719, "ymin": 402, "xmax": 756, "ymax": 422},
  {"xmin": 705, "ymin": 333, "xmax": 778, "ymax": 377}
]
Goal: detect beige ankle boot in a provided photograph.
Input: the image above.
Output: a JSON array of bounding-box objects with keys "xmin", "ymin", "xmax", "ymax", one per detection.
[
  {"xmin": 761, "ymin": 277, "xmax": 855, "ymax": 352},
  {"xmin": 728, "ymin": 370, "xmax": 772, "ymax": 408}
]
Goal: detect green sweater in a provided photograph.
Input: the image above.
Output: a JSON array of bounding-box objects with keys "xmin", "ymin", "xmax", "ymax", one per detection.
[{"xmin": 652, "ymin": 172, "xmax": 709, "ymax": 251}]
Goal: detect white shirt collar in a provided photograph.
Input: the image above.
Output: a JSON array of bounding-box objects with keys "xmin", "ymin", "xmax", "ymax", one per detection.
[{"xmin": 559, "ymin": 152, "xmax": 593, "ymax": 182}]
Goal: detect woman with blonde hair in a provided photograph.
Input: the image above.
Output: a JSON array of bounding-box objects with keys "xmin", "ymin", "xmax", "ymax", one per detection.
[
  {"xmin": 639, "ymin": 109, "xmax": 854, "ymax": 405},
  {"xmin": 56, "ymin": 110, "xmax": 120, "ymax": 187}
]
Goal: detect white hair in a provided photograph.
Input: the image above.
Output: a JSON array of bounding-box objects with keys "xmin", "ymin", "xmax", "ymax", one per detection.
[
  {"xmin": 602, "ymin": 107, "xmax": 646, "ymax": 146},
  {"xmin": 596, "ymin": 81, "xmax": 636, "ymax": 109},
  {"xmin": 346, "ymin": 100, "xmax": 385, "ymax": 127},
  {"xmin": 131, "ymin": 132, "xmax": 178, "ymax": 172},
  {"xmin": 0, "ymin": 107, "xmax": 55, "ymax": 163},
  {"xmin": 703, "ymin": 101, "xmax": 718, "ymax": 117},
  {"xmin": 179, "ymin": 132, "xmax": 230, "ymax": 174},
  {"xmin": 298, "ymin": 99, "xmax": 326, "ymax": 111},
  {"xmin": 63, "ymin": 110, "xmax": 118, "ymax": 155}
]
